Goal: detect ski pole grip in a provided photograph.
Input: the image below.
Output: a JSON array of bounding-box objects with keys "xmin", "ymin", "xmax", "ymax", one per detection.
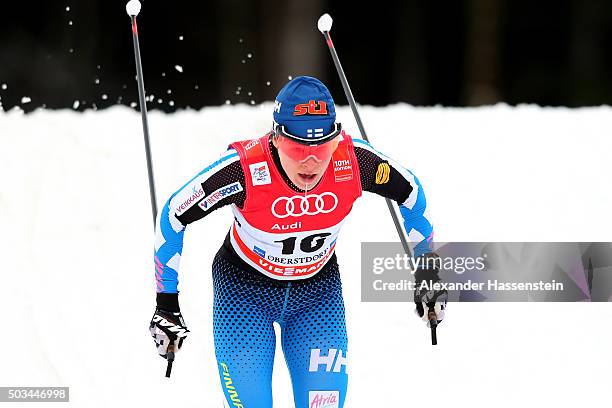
[
  {"xmin": 165, "ymin": 342, "xmax": 175, "ymax": 378},
  {"xmin": 428, "ymin": 308, "xmax": 438, "ymax": 345}
]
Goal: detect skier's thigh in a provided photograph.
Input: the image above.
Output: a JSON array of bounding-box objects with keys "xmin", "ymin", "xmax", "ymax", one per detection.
[
  {"xmin": 213, "ymin": 304, "xmax": 277, "ymax": 407},
  {"xmin": 213, "ymin": 282, "xmax": 277, "ymax": 405},
  {"xmin": 281, "ymin": 303, "xmax": 349, "ymax": 408}
]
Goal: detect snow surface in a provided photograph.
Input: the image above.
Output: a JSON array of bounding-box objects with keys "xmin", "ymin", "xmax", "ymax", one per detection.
[{"xmin": 1, "ymin": 104, "xmax": 611, "ymax": 407}]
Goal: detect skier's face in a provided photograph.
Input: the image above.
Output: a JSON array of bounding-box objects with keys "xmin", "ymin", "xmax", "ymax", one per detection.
[{"xmin": 273, "ymin": 135, "xmax": 339, "ymax": 190}]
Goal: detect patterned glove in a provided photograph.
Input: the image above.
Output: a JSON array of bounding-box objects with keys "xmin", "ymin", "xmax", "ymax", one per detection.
[
  {"xmin": 413, "ymin": 252, "xmax": 448, "ymax": 327},
  {"xmin": 149, "ymin": 308, "xmax": 189, "ymax": 359}
]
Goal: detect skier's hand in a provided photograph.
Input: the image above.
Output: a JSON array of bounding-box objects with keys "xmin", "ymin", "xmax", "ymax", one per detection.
[
  {"xmin": 413, "ymin": 252, "xmax": 448, "ymax": 328},
  {"xmin": 414, "ymin": 291, "xmax": 447, "ymax": 328},
  {"xmin": 149, "ymin": 308, "xmax": 189, "ymax": 359}
]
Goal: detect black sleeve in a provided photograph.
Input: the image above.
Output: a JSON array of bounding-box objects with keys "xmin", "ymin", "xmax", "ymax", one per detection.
[
  {"xmin": 173, "ymin": 157, "xmax": 246, "ymax": 226},
  {"xmin": 355, "ymin": 145, "xmax": 414, "ymax": 203}
]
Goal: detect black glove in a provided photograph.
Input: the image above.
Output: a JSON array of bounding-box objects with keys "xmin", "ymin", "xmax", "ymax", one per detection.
[
  {"xmin": 149, "ymin": 293, "xmax": 189, "ymax": 359},
  {"xmin": 413, "ymin": 252, "xmax": 448, "ymax": 327}
]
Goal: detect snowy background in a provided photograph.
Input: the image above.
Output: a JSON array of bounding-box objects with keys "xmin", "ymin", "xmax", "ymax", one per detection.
[{"xmin": 1, "ymin": 104, "xmax": 611, "ymax": 407}]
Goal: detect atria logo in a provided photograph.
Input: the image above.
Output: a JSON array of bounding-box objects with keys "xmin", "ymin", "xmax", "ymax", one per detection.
[{"xmin": 308, "ymin": 391, "xmax": 339, "ymax": 408}]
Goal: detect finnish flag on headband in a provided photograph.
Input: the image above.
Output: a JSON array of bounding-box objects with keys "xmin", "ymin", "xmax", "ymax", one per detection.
[{"xmin": 307, "ymin": 128, "xmax": 325, "ymax": 138}]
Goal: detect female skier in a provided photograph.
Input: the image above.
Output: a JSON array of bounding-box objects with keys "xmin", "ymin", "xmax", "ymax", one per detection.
[{"xmin": 149, "ymin": 76, "xmax": 446, "ymax": 408}]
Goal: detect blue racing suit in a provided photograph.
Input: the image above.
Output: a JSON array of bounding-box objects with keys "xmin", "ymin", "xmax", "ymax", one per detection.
[{"xmin": 154, "ymin": 135, "xmax": 433, "ymax": 407}]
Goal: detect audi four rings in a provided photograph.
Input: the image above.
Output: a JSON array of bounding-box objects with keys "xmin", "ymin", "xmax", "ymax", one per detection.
[{"xmin": 271, "ymin": 192, "xmax": 339, "ymax": 218}]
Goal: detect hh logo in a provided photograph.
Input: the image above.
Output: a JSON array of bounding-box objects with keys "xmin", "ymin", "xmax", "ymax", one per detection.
[
  {"xmin": 274, "ymin": 100, "xmax": 282, "ymax": 113},
  {"xmin": 309, "ymin": 348, "xmax": 348, "ymax": 373},
  {"xmin": 309, "ymin": 391, "xmax": 339, "ymax": 408},
  {"xmin": 293, "ymin": 100, "xmax": 328, "ymax": 116}
]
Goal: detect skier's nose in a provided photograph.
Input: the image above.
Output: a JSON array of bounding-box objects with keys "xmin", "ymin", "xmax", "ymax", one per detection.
[{"xmin": 299, "ymin": 155, "xmax": 322, "ymax": 166}]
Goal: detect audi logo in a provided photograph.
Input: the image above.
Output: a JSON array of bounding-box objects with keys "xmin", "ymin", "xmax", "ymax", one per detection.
[{"xmin": 271, "ymin": 193, "xmax": 338, "ymax": 218}]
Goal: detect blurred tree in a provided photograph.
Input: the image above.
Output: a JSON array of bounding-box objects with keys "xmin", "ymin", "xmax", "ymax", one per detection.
[
  {"xmin": 391, "ymin": 1, "xmax": 429, "ymax": 104},
  {"xmin": 567, "ymin": 0, "xmax": 608, "ymax": 106},
  {"xmin": 215, "ymin": 1, "xmax": 258, "ymax": 104},
  {"xmin": 464, "ymin": 0, "xmax": 503, "ymax": 105},
  {"xmin": 1, "ymin": 0, "xmax": 610, "ymax": 111},
  {"xmin": 258, "ymin": 0, "xmax": 324, "ymax": 102},
  {"xmin": 274, "ymin": 0, "xmax": 325, "ymax": 81}
]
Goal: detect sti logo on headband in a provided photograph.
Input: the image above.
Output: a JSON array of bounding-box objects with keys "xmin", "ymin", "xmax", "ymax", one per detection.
[{"xmin": 293, "ymin": 100, "xmax": 328, "ymax": 116}]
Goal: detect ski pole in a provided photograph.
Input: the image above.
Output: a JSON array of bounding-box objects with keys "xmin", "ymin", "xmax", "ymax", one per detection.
[
  {"xmin": 165, "ymin": 340, "xmax": 176, "ymax": 378},
  {"xmin": 318, "ymin": 14, "xmax": 442, "ymax": 345},
  {"xmin": 317, "ymin": 14, "xmax": 412, "ymax": 258},
  {"xmin": 126, "ymin": 0, "xmax": 158, "ymax": 227}
]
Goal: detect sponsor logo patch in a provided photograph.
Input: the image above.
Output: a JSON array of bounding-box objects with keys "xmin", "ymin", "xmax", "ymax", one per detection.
[
  {"xmin": 271, "ymin": 193, "xmax": 338, "ymax": 218},
  {"xmin": 244, "ymin": 139, "xmax": 259, "ymax": 151},
  {"xmin": 198, "ymin": 182, "xmax": 243, "ymax": 211},
  {"xmin": 308, "ymin": 391, "xmax": 339, "ymax": 408},
  {"xmin": 274, "ymin": 100, "xmax": 282, "ymax": 113},
  {"xmin": 309, "ymin": 348, "xmax": 348, "ymax": 373},
  {"xmin": 333, "ymin": 159, "xmax": 353, "ymax": 182},
  {"xmin": 293, "ymin": 100, "xmax": 328, "ymax": 116},
  {"xmin": 249, "ymin": 161, "xmax": 272, "ymax": 186},
  {"xmin": 375, "ymin": 162, "xmax": 390, "ymax": 184},
  {"xmin": 265, "ymin": 246, "xmax": 328, "ymax": 265},
  {"xmin": 253, "ymin": 245, "xmax": 266, "ymax": 258},
  {"xmin": 271, "ymin": 221, "xmax": 302, "ymax": 231},
  {"xmin": 176, "ymin": 185, "xmax": 204, "ymax": 216},
  {"xmin": 256, "ymin": 257, "xmax": 328, "ymax": 277}
]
